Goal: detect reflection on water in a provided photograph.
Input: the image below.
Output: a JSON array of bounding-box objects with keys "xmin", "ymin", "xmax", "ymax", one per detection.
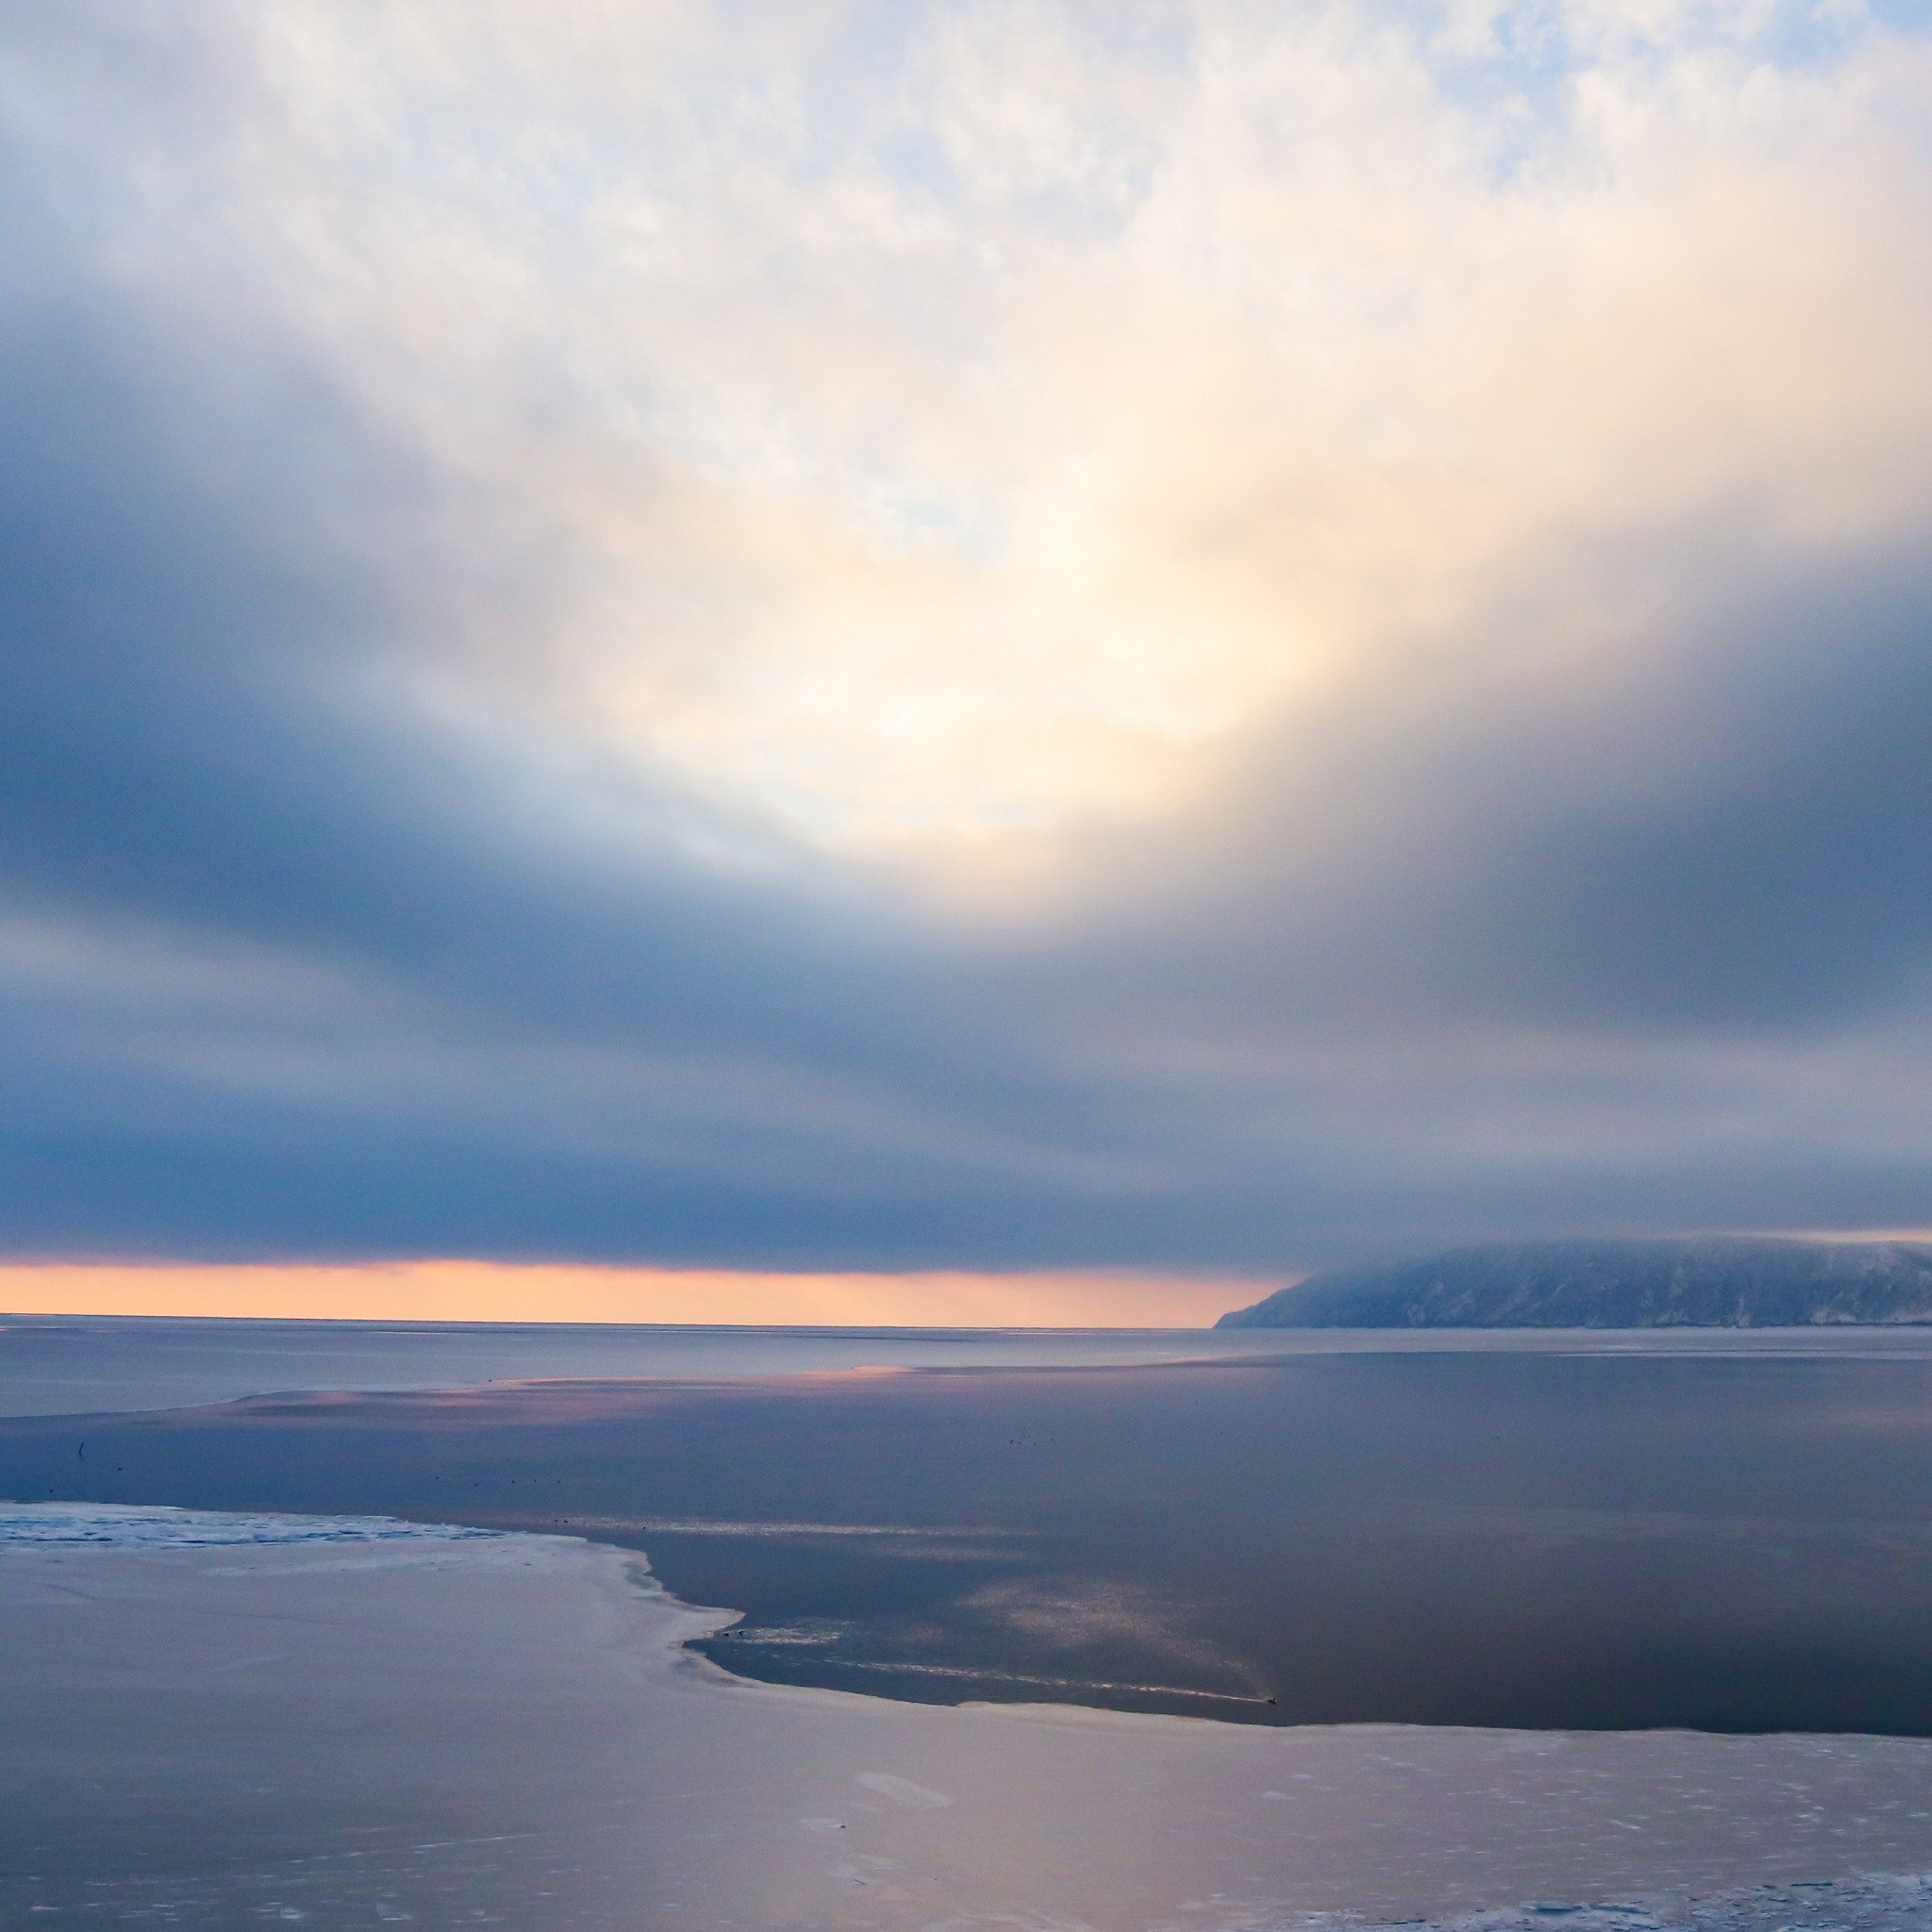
[{"xmin": 8, "ymin": 1345, "xmax": 1932, "ymax": 1732}]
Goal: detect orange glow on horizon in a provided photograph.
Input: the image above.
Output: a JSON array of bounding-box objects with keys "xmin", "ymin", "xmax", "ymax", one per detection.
[{"xmin": 0, "ymin": 1260, "xmax": 1264, "ymax": 1329}]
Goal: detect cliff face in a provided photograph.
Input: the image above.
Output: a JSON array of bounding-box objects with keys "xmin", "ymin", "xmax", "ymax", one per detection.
[{"xmin": 1217, "ymin": 1237, "xmax": 1932, "ymax": 1328}]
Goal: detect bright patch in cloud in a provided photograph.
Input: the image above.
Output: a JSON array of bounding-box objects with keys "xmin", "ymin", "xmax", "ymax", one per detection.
[{"xmin": 52, "ymin": 2, "xmax": 1931, "ymax": 881}]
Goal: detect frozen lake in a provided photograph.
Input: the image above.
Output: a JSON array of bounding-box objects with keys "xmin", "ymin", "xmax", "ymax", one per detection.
[{"xmin": 7, "ymin": 1503, "xmax": 1932, "ymax": 1929}]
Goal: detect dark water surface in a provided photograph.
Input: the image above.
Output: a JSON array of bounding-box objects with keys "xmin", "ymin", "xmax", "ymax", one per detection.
[{"xmin": 6, "ymin": 1346, "xmax": 1932, "ymax": 1733}]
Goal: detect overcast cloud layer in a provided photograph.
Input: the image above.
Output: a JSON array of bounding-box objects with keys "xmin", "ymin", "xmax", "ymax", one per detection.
[{"xmin": 4, "ymin": 0, "xmax": 1932, "ymax": 1277}]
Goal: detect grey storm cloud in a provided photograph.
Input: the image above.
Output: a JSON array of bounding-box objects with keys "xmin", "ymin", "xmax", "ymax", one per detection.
[{"xmin": 3, "ymin": 2, "xmax": 1932, "ymax": 1276}]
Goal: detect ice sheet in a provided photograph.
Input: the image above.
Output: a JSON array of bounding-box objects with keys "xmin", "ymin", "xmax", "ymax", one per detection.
[{"xmin": 5, "ymin": 1504, "xmax": 1932, "ymax": 1929}]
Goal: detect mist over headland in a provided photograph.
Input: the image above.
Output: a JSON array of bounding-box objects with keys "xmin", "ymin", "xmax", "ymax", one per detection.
[{"xmin": 1221, "ymin": 1239, "xmax": 1932, "ymax": 1329}]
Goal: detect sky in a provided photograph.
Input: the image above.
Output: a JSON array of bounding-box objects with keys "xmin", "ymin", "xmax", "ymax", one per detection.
[{"xmin": 3, "ymin": 0, "xmax": 1932, "ymax": 1324}]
